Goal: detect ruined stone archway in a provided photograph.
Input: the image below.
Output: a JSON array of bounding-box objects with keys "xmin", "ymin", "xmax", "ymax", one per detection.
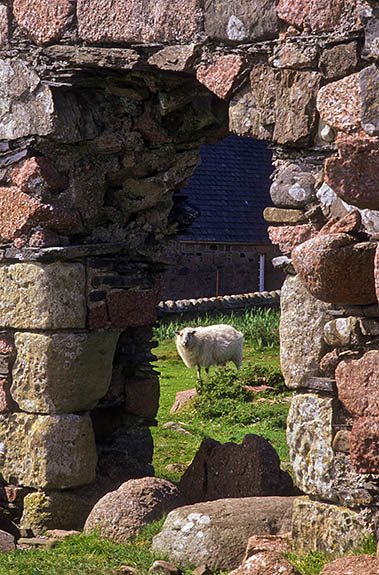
[{"xmin": 0, "ymin": 0, "xmax": 377, "ymax": 551}]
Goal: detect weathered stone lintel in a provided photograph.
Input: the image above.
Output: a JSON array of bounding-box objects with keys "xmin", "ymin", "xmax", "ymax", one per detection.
[
  {"xmin": 43, "ymin": 46, "xmax": 141, "ymax": 71},
  {"xmin": 1, "ymin": 243, "xmax": 124, "ymax": 263}
]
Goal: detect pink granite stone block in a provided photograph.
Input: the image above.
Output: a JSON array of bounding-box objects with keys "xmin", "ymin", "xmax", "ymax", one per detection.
[
  {"xmin": 13, "ymin": 0, "xmax": 74, "ymax": 45},
  {"xmin": 77, "ymin": 0, "xmax": 202, "ymax": 44},
  {"xmin": 292, "ymin": 233, "xmax": 377, "ymax": 305},
  {"xmin": 196, "ymin": 55, "xmax": 244, "ymax": 100},
  {"xmin": 335, "ymin": 350, "xmax": 379, "ymax": 418},
  {"xmin": 350, "ymin": 416, "xmax": 379, "ymax": 474}
]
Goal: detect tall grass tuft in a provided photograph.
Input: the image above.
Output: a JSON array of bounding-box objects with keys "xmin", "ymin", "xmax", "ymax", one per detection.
[
  {"xmin": 194, "ymin": 364, "xmax": 289, "ymax": 428},
  {"xmin": 154, "ymin": 307, "xmax": 280, "ymax": 350}
]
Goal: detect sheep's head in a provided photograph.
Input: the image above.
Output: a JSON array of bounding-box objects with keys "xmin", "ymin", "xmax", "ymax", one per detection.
[{"xmin": 175, "ymin": 328, "xmax": 196, "ymax": 347}]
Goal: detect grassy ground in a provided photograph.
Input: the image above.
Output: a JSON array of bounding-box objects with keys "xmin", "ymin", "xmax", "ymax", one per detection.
[
  {"xmin": 0, "ymin": 522, "xmax": 193, "ymax": 575},
  {"xmin": 1, "ymin": 530, "xmax": 374, "ymax": 575}
]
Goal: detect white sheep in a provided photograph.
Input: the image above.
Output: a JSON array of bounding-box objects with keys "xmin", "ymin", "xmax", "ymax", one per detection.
[{"xmin": 175, "ymin": 324, "xmax": 244, "ymax": 382}]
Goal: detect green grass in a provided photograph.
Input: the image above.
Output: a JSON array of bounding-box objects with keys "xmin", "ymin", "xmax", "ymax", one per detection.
[
  {"xmin": 286, "ymin": 536, "xmax": 377, "ymax": 575},
  {"xmin": 286, "ymin": 550, "xmax": 330, "ymax": 575},
  {"xmin": 154, "ymin": 307, "xmax": 280, "ymax": 350},
  {"xmin": 0, "ymin": 521, "xmax": 196, "ymax": 575}
]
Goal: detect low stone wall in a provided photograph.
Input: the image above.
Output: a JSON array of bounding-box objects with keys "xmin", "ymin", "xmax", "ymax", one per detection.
[{"xmin": 157, "ymin": 290, "xmax": 281, "ymax": 319}]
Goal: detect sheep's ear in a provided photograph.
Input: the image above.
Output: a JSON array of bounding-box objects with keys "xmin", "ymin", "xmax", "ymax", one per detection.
[{"xmin": 174, "ymin": 330, "xmax": 180, "ymax": 335}]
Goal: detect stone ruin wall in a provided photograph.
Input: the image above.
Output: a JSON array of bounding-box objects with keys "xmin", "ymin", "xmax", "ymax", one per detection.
[{"xmin": 0, "ymin": 0, "xmax": 377, "ymax": 551}]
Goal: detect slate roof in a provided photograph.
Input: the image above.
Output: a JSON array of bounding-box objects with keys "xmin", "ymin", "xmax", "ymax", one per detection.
[{"xmin": 178, "ymin": 134, "xmax": 274, "ymax": 244}]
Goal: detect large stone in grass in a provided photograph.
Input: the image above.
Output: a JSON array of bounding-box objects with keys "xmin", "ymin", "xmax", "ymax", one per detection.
[
  {"xmin": 152, "ymin": 496, "xmax": 295, "ymax": 571},
  {"xmin": 179, "ymin": 435, "xmax": 294, "ymax": 504},
  {"xmin": 229, "ymin": 551, "xmax": 299, "ymax": 575},
  {"xmin": 0, "ymin": 531, "xmax": 15, "ymax": 554},
  {"xmin": 228, "ymin": 534, "xmax": 298, "ymax": 575},
  {"xmin": 280, "ymin": 275, "xmax": 332, "ymax": 389},
  {"xmin": 84, "ymin": 477, "xmax": 185, "ymax": 543}
]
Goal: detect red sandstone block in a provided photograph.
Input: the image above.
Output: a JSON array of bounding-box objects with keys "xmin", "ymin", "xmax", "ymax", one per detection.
[
  {"xmin": 292, "ymin": 233, "xmax": 377, "ymax": 305},
  {"xmin": 268, "ymin": 224, "xmax": 316, "ymax": 254},
  {"xmin": 321, "ymin": 555, "xmax": 379, "ymax": 575},
  {"xmin": 319, "ymin": 210, "xmax": 361, "ymax": 236},
  {"xmin": 0, "ymin": 186, "xmax": 83, "ymax": 242},
  {"xmin": 107, "ymin": 289, "xmax": 158, "ymax": 329},
  {"xmin": 0, "ymin": 5, "xmax": 9, "ymax": 46},
  {"xmin": 13, "ymin": 237, "xmax": 27, "ymax": 248},
  {"xmin": 125, "ymin": 377, "xmax": 160, "ymax": 419},
  {"xmin": 335, "ymin": 350, "xmax": 379, "ymax": 418},
  {"xmin": 350, "ymin": 416, "xmax": 379, "ymax": 474},
  {"xmin": 319, "ymin": 349, "xmax": 340, "ymax": 377},
  {"xmin": 0, "ymin": 186, "xmax": 42, "ymax": 242},
  {"xmin": 11, "ymin": 157, "xmax": 67, "ymax": 198},
  {"xmin": 13, "ymin": 0, "xmax": 74, "ymax": 45},
  {"xmin": 196, "ymin": 55, "xmax": 244, "ymax": 100},
  {"xmin": 277, "ymin": 0, "xmax": 308, "ymax": 29},
  {"xmin": 77, "ymin": 0, "xmax": 202, "ymax": 44},
  {"xmin": 325, "ymin": 133, "xmax": 379, "ymax": 211},
  {"xmin": 277, "ymin": 0, "xmax": 349, "ymax": 33},
  {"xmin": 316, "ymin": 72, "xmax": 361, "ymax": 135}
]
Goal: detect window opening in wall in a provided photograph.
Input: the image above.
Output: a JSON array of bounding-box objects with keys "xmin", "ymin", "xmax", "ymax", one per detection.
[{"xmin": 163, "ymin": 134, "xmax": 284, "ymax": 301}]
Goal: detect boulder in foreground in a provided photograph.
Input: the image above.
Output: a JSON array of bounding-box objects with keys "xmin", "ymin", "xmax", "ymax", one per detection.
[{"xmin": 152, "ymin": 496, "xmax": 296, "ymax": 571}]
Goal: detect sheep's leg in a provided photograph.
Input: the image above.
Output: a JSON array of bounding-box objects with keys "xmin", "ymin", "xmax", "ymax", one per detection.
[
  {"xmin": 234, "ymin": 355, "xmax": 243, "ymax": 370},
  {"xmin": 196, "ymin": 365, "xmax": 204, "ymax": 393},
  {"xmin": 205, "ymin": 367, "xmax": 209, "ymax": 377}
]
